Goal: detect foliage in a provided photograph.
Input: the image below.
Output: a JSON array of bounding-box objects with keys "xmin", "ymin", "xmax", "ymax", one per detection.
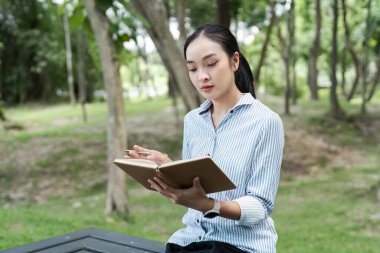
[
  {"xmin": 0, "ymin": 0, "xmax": 63, "ymax": 104},
  {"xmin": 0, "ymin": 0, "xmax": 104, "ymax": 105}
]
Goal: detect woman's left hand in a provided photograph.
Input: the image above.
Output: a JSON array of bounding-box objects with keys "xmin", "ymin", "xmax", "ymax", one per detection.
[{"xmin": 148, "ymin": 176, "xmax": 213, "ymax": 212}]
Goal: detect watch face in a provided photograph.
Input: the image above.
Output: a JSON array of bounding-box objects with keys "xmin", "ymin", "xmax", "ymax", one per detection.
[{"xmin": 204, "ymin": 211, "xmax": 219, "ymax": 218}]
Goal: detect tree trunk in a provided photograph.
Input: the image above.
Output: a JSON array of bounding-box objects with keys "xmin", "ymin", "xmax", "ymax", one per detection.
[
  {"xmin": 277, "ymin": 25, "xmax": 291, "ymax": 115},
  {"xmin": 215, "ymin": 0, "xmax": 230, "ymax": 28},
  {"xmin": 255, "ymin": 0, "xmax": 276, "ymax": 86},
  {"xmin": 288, "ymin": 0, "xmax": 297, "ymax": 105},
  {"xmin": 367, "ymin": 49, "xmax": 380, "ymax": 101},
  {"xmin": 341, "ymin": 0, "xmax": 362, "ymax": 101},
  {"xmin": 330, "ymin": 0, "xmax": 345, "ymax": 119},
  {"xmin": 83, "ymin": 0, "xmax": 129, "ymax": 215},
  {"xmin": 341, "ymin": 46, "xmax": 347, "ymax": 95},
  {"xmin": 176, "ymin": 0, "xmax": 188, "ymax": 48},
  {"xmin": 63, "ymin": 9, "xmax": 76, "ymax": 105},
  {"xmin": 307, "ymin": 0, "xmax": 321, "ymax": 100},
  {"xmin": 130, "ymin": 0, "xmax": 200, "ymax": 112},
  {"xmin": 361, "ymin": 0, "xmax": 372, "ymax": 114},
  {"xmin": 77, "ymin": 28, "xmax": 87, "ymax": 123}
]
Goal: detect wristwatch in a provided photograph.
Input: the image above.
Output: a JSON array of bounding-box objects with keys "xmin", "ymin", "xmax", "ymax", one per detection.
[{"xmin": 203, "ymin": 199, "xmax": 221, "ymax": 218}]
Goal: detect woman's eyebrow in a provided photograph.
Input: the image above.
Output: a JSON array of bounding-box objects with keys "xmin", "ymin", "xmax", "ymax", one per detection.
[{"xmin": 186, "ymin": 53, "xmax": 217, "ymax": 64}]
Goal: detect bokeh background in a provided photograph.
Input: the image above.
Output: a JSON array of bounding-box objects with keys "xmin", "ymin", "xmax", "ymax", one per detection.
[{"xmin": 0, "ymin": 0, "xmax": 379, "ymax": 252}]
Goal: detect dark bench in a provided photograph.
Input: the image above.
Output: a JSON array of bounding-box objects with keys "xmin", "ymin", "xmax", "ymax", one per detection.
[{"xmin": 1, "ymin": 227, "xmax": 166, "ymax": 253}]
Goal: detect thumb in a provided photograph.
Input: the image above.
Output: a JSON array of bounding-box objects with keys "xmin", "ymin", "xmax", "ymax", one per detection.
[
  {"xmin": 193, "ymin": 177, "xmax": 203, "ymax": 189},
  {"xmin": 193, "ymin": 177, "xmax": 206, "ymax": 195}
]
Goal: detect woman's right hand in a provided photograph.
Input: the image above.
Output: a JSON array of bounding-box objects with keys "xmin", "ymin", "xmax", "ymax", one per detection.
[{"xmin": 124, "ymin": 144, "xmax": 172, "ymax": 165}]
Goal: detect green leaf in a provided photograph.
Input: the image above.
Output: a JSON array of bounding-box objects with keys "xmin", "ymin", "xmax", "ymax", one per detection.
[
  {"xmin": 69, "ymin": 7, "xmax": 86, "ymax": 29},
  {"xmin": 96, "ymin": 0, "xmax": 114, "ymax": 12}
]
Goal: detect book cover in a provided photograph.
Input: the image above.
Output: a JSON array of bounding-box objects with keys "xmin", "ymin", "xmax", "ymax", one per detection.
[{"xmin": 113, "ymin": 156, "xmax": 236, "ymax": 194}]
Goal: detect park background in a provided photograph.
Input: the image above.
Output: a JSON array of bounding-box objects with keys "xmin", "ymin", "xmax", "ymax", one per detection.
[{"xmin": 0, "ymin": 0, "xmax": 379, "ymax": 252}]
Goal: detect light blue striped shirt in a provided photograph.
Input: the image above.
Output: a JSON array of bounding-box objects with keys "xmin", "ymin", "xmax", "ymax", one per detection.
[{"xmin": 167, "ymin": 93, "xmax": 284, "ymax": 253}]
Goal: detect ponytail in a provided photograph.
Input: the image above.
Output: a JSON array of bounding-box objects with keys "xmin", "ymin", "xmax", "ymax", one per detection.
[{"xmin": 236, "ymin": 53, "xmax": 256, "ymax": 98}]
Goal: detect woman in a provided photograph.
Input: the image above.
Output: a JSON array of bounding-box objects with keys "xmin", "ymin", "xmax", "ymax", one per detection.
[{"xmin": 127, "ymin": 24, "xmax": 284, "ymax": 253}]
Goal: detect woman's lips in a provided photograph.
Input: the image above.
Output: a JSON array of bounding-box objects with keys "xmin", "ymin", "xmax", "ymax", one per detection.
[{"xmin": 201, "ymin": 85, "xmax": 213, "ymax": 92}]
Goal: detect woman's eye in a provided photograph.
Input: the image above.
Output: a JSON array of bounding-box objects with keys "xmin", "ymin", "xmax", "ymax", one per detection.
[
  {"xmin": 189, "ymin": 68, "xmax": 197, "ymax": 72},
  {"xmin": 208, "ymin": 61, "xmax": 217, "ymax": 67}
]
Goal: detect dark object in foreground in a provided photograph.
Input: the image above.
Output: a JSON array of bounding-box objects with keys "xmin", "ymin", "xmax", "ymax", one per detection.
[{"xmin": 2, "ymin": 227, "xmax": 165, "ymax": 253}]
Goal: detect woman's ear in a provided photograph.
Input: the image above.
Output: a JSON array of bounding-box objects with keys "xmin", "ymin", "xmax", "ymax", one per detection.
[{"xmin": 232, "ymin": 52, "xmax": 240, "ymax": 71}]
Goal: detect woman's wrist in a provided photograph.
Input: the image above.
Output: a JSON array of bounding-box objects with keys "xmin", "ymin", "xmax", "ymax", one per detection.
[{"xmin": 197, "ymin": 197, "xmax": 214, "ymax": 213}]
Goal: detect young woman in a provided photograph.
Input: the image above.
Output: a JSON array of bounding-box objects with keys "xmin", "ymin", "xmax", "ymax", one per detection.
[{"xmin": 127, "ymin": 24, "xmax": 284, "ymax": 253}]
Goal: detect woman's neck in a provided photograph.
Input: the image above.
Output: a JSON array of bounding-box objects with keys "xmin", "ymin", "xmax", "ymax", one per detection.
[{"xmin": 211, "ymin": 89, "xmax": 243, "ymax": 116}]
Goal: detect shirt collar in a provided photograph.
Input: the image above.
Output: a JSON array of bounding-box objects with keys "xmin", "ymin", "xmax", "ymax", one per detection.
[{"xmin": 198, "ymin": 93, "xmax": 255, "ymax": 115}]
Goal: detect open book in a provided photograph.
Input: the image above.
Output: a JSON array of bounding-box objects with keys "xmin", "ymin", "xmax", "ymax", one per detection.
[{"xmin": 113, "ymin": 156, "xmax": 236, "ymax": 194}]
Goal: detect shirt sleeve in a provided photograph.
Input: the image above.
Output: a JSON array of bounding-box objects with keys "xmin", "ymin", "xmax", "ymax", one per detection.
[
  {"xmin": 182, "ymin": 116, "xmax": 191, "ymax": 160},
  {"xmin": 235, "ymin": 113, "xmax": 284, "ymax": 227}
]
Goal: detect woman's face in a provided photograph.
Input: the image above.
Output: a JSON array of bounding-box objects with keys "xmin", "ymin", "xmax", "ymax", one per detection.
[{"xmin": 185, "ymin": 35, "xmax": 239, "ymax": 101}]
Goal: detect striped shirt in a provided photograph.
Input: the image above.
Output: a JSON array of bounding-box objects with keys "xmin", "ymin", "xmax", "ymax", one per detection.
[{"xmin": 167, "ymin": 93, "xmax": 285, "ymax": 253}]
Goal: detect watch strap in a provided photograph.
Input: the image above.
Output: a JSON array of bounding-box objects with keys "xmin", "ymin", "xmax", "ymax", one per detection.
[{"xmin": 203, "ymin": 199, "xmax": 221, "ymax": 218}]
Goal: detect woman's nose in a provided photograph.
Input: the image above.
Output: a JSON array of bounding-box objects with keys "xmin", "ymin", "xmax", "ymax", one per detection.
[{"xmin": 197, "ymin": 68, "xmax": 210, "ymax": 82}]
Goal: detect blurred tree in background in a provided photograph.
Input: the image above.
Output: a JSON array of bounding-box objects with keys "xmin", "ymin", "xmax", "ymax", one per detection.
[{"xmin": 0, "ymin": 0, "xmax": 102, "ymax": 105}]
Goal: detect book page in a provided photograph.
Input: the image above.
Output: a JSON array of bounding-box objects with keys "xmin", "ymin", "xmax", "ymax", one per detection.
[
  {"xmin": 114, "ymin": 158, "xmax": 158, "ymax": 168},
  {"xmin": 159, "ymin": 156, "xmax": 209, "ymax": 168}
]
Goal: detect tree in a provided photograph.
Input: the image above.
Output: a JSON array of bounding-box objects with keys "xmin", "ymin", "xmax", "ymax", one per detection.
[
  {"xmin": 361, "ymin": 0, "xmax": 373, "ymax": 114},
  {"xmin": 0, "ymin": 103, "xmax": 5, "ymax": 122},
  {"xmin": 130, "ymin": 0, "xmax": 200, "ymax": 111},
  {"xmin": 307, "ymin": 0, "xmax": 321, "ymax": 100},
  {"xmin": 276, "ymin": 0, "xmax": 297, "ymax": 115},
  {"xmin": 176, "ymin": 0, "xmax": 188, "ymax": 47},
  {"xmin": 63, "ymin": 8, "xmax": 76, "ymax": 105},
  {"xmin": 277, "ymin": 23, "xmax": 291, "ymax": 115},
  {"xmin": 76, "ymin": 28, "xmax": 87, "ymax": 122},
  {"xmin": 0, "ymin": 0, "xmax": 67, "ymax": 104},
  {"xmin": 215, "ymin": 0, "xmax": 230, "ymax": 28},
  {"xmin": 254, "ymin": 0, "xmax": 277, "ymax": 86},
  {"xmin": 367, "ymin": 48, "xmax": 380, "ymax": 101},
  {"xmin": 83, "ymin": 0, "xmax": 129, "ymax": 215},
  {"xmin": 341, "ymin": 0, "xmax": 362, "ymax": 101},
  {"xmin": 330, "ymin": 0, "xmax": 345, "ymax": 119},
  {"xmin": 288, "ymin": 0, "xmax": 297, "ymax": 104}
]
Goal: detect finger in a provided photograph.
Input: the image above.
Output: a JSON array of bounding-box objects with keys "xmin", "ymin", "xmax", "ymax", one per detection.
[
  {"xmin": 153, "ymin": 177, "xmax": 173, "ymax": 191},
  {"xmin": 148, "ymin": 179, "xmax": 161, "ymax": 191},
  {"xmin": 148, "ymin": 179, "xmax": 176, "ymax": 199},
  {"xmin": 133, "ymin": 145, "xmax": 150, "ymax": 152},
  {"xmin": 126, "ymin": 151, "xmax": 141, "ymax": 159}
]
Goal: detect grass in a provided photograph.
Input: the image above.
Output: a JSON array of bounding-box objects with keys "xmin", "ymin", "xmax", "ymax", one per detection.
[
  {"xmin": 0, "ymin": 189, "xmax": 186, "ymax": 250},
  {"xmin": 2, "ymin": 96, "xmax": 173, "ymax": 143},
  {"xmin": 275, "ymin": 164, "xmax": 380, "ymax": 253},
  {"xmin": 1, "ymin": 94, "xmax": 379, "ymax": 252}
]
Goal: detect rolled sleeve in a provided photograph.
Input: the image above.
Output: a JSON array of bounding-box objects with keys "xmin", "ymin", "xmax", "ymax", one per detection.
[{"xmin": 235, "ymin": 196, "xmax": 266, "ymax": 226}]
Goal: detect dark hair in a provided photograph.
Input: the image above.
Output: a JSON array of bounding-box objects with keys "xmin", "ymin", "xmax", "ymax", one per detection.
[{"xmin": 184, "ymin": 24, "xmax": 256, "ymax": 98}]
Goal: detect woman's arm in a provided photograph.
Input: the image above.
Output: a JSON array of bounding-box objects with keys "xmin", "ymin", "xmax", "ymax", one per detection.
[{"xmin": 148, "ymin": 176, "xmax": 242, "ymax": 220}]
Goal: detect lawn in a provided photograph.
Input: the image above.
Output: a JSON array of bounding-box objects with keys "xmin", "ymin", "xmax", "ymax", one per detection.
[{"xmin": 0, "ymin": 95, "xmax": 379, "ymax": 252}]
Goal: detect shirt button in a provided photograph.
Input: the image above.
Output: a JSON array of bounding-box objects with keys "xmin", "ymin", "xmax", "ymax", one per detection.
[
  {"xmin": 197, "ymin": 219, "xmax": 200, "ymax": 223},
  {"xmin": 198, "ymin": 236, "xmax": 201, "ymax": 240}
]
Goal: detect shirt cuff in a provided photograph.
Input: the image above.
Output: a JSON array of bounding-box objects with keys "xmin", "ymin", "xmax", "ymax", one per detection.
[{"xmin": 234, "ymin": 196, "xmax": 266, "ymax": 227}]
